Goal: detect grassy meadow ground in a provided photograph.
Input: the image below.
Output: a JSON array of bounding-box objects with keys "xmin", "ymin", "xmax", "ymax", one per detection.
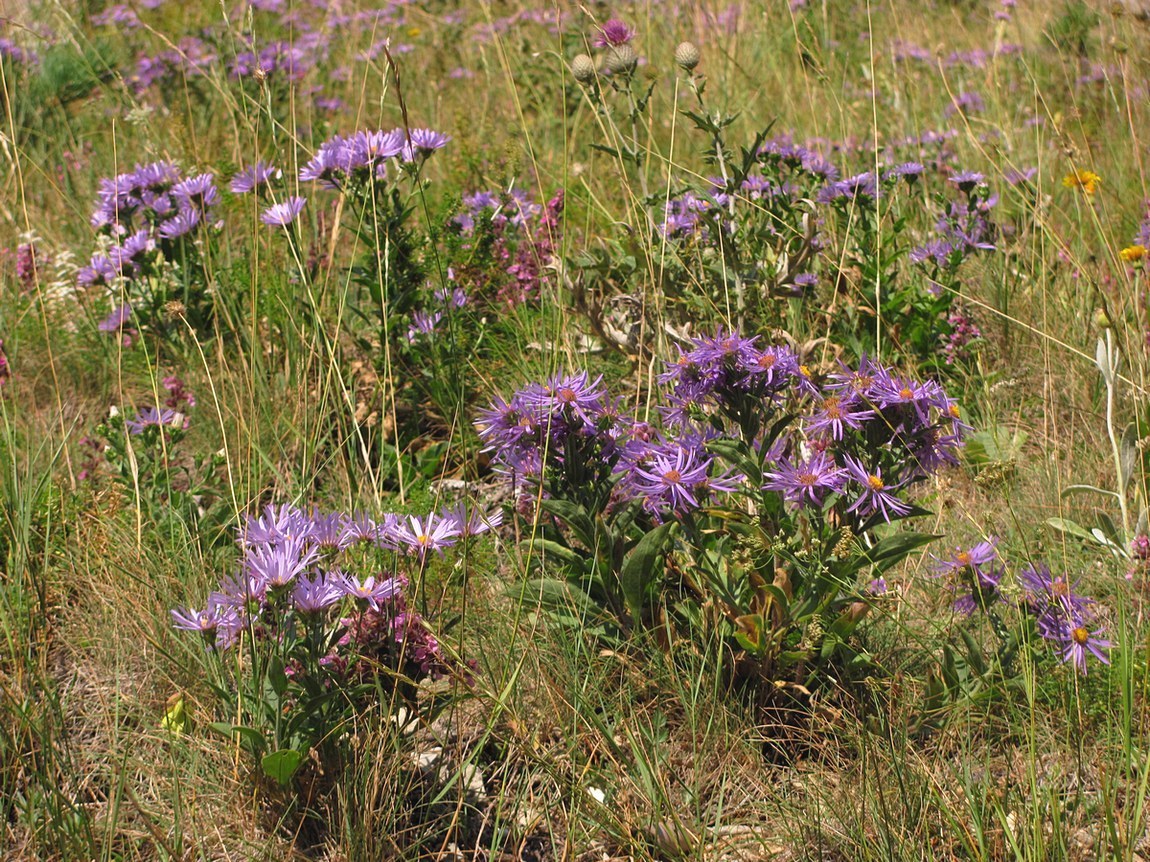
[{"xmin": 3, "ymin": 0, "xmax": 1150, "ymax": 859}]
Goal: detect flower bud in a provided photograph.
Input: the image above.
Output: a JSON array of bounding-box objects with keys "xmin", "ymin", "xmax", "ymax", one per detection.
[
  {"xmin": 571, "ymin": 53, "xmax": 596, "ymax": 83},
  {"xmin": 605, "ymin": 44, "xmax": 638, "ymax": 76},
  {"xmin": 1093, "ymin": 307, "xmax": 1111, "ymax": 330},
  {"xmin": 674, "ymin": 41, "xmax": 700, "ymax": 71}
]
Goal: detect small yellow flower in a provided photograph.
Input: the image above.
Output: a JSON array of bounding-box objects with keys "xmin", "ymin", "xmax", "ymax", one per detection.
[
  {"xmin": 1062, "ymin": 170, "xmax": 1101, "ymax": 195},
  {"xmin": 1120, "ymin": 244, "xmax": 1147, "ymax": 264}
]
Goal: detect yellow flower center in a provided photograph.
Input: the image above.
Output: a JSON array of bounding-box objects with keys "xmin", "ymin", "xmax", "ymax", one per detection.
[
  {"xmin": 957, "ymin": 552, "xmax": 972, "ymax": 566},
  {"xmin": 867, "ymin": 474, "xmax": 884, "ymax": 491},
  {"xmin": 823, "ymin": 397, "xmax": 843, "ymax": 419},
  {"xmin": 798, "ymin": 472, "xmax": 817, "ymax": 486},
  {"xmin": 663, "ymin": 469, "xmax": 682, "ymax": 484},
  {"xmin": 1071, "ymin": 626, "xmax": 1090, "ymax": 645}
]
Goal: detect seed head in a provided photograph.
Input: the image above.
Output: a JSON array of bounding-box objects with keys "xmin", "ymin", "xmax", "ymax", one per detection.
[
  {"xmin": 571, "ymin": 54, "xmax": 596, "ymax": 83},
  {"xmin": 674, "ymin": 41, "xmax": 700, "ymax": 71},
  {"xmin": 605, "ymin": 44, "xmax": 638, "ymax": 76}
]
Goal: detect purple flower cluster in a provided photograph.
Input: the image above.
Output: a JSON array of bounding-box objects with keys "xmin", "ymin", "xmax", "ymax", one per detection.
[
  {"xmin": 125, "ymin": 405, "xmax": 186, "ymax": 435},
  {"xmin": 172, "ymin": 502, "xmax": 498, "ymax": 677},
  {"xmin": 482, "ymin": 329, "xmax": 966, "ymax": 525},
  {"xmin": 15, "ymin": 241, "xmax": 44, "ymax": 291},
  {"xmin": 477, "ymin": 369, "xmax": 740, "ymax": 518},
  {"xmin": 933, "ymin": 539, "xmax": 1112, "ymax": 674},
  {"xmin": 910, "ymin": 176, "xmax": 998, "ymax": 267},
  {"xmin": 450, "ymin": 187, "xmax": 563, "ymax": 307},
  {"xmin": 299, "ymin": 127, "xmax": 450, "ymax": 190},
  {"xmin": 98, "ymin": 304, "xmax": 136, "ymax": 347},
  {"xmin": 943, "ymin": 306, "xmax": 983, "ymax": 364},
  {"xmin": 1022, "ymin": 563, "xmax": 1111, "ymax": 675},
  {"xmin": 659, "ymin": 331, "xmax": 966, "ymax": 523},
  {"xmin": 452, "ymin": 188, "xmax": 541, "ymax": 234},
  {"xmin": 0, "ymin": 339, "xmax": 9, "ymax": 390},
  {"xmin": 932, "ymin": 539, "xmax": 1005, "ymax": 615},
  {"xmin": 79, "ymin": 162, "xmax": 219, "ymax": 288}
]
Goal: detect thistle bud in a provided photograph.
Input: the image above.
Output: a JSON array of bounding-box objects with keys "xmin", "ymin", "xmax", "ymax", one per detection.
[
  {"xmin": 571, "ymin": 53, "xmax": 596, "ymax": 83},
  {"xmin": 674, "ymin": 41, "xmax": 700, "ymax": 71},
  {"xmin": 605, "ymin": 44, "xmax": 638, "ymax": 76}
]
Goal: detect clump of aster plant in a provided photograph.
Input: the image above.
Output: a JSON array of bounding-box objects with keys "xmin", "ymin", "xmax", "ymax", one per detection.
[
  {"xmin": 932, "ymin": 539, "xmax": 1112, "ymax": 677},
  {"xmin": 480, "ymin": 327, "xmax": 969, "ymax": 690},
  {"xmin": 80, "ymin": 161, "xmax": 222, "ymax": 335},
  {"xmin": 171, "ymin": 502, "xmax": 494, "ymax": 787}
]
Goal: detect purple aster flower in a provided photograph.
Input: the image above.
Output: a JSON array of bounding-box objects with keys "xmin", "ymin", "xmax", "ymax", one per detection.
[
  {"xmin": 245, "ymin": 535, "xmax": 317, "ymax": 590},
  {"xmin": 627, "ymin": 440, "xmax": 730, "ymax": 515},
  {"xmin": 98, "ymin": 303, "xmax": 133, "ymax": 334},
  {"xmin": 817, "ymin": 172, "xmax": 877, "ymax": 204},
  {"xmin": 805, "ymin": 392, "xmax": 873, "ymax": 440},
  {"xmin": 868, "ymin": 373, "xmax": 943, "ymax": 425},
  {"xmin": 475, "ymin": 394, "xmax": 537, "ymax": 454},
  {"xmin": 299, "ymin": 136, "xmax": 347, "ymax": 188},
  {"xmin": 441, "ymin": 503, "xmax": 503, "ymax": 538},
  {"xmin": 1039, "ymin": 611, "xmax": 1111, "ymax": 675},
  {"xmin": 242, "ymin": 503, "xmax": 307, "ymax": 547},
  {"xmin": 260, "ymin": 196, "xmax": 306, "ymax": 227},
  {"xmin": 889, "ymin": 161, "xmax": 925, "ymax": 184},
  {"xmin": 125, "ymin": 406, "xmax": 183, "ymax": 434},
  {"xmin": 519, "ymin": 370, "xmax": 608, "ymax": 428},
  {"xmin": 172, "ymin": 173, "xmax": 219, "ymax": 211},
  {"xmin": 230, "ymin": 161, "xmax": 280, "ymax": 194},
  {"xmin": 932, "ymin": 538, "xmax": 1003, "ymax": 614},
  {"xmin": 303, "ymin": 509, "xmax": 347, "ymax": 551},
  {"xmin": 690, "ymin": 327, "xmax": 761, "ymax": 367},
  {"xmin": 1019, "ymin": 562, "xmax": 1091, "ymax": 617},
  {"xmin": 78, "ymin": 254, "xmax": 119, "ymax": 288},
  {"xmin": 171, "ymin": 603, "xmax": 240, "ymax": 648},
  {"xmin": 842, "ymin": 455, "xmax": 910, "ymax": 522},
  {"xmin": 349, "ymin": 128, "xmax": 406, "ymax": 166},
  {"xmin": 158, "ymin": 207, "xmax": 202, "ymax": 239},
  {"xmin": 948, "ymin": 170, "xmax": 986, "ymax": 194},
  {"xmin": 336, "ymin": 572, "xmax": 400, "ymax": 611},
  {"xmin": 594, "ymin": 18, "xmax": 635, "ymax": 47},
  {"xmin": 403, "ymin": 128, "xmax": 451, "ymax": 161},
  {"xmin": 763, "ymin": 450, "xmax": 845, "ymax": 509},
  {"xmin": 339, "ymin": 511, "xmax": 380, "ymax": 546},
  {"xmin": 387, "ymin": 513, "xmax": 462, "ymax": 558},
  {"xmin": 739, "ymin": 344, "xmax": 799, "ymax": 391},
  {"xmin": 291, "ymin": 573, "xmax": 342, "ymax": 613}
]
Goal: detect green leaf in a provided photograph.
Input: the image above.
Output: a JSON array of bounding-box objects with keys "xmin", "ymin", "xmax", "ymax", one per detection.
[
  {"xmin": 959, "ymin": 629, "xmax": 986, "ymax": 676},
  {"xmin": 521, "ymin": 538, "xmax": 586, "ymax": 570},
  {"xmin": 266, "ymin": 655, "xmax": 289, "ymax": 697},
  {"xmin": 705, "ymin": 438, "xmax": 760, "ymax": 483},
  {"xmin": 618, "ymin": 522, "xmax": 676, "ymax": 627},
  {"xmin": 518, "ymin": 578, "xmax": 605, "ymax": 620},
  {"xmin": 1061, "ymin": 484, "xmax": 1121, "ymax": 500},
  {"xmin": 261, "ymin": 749, "xmax": 304, "ymax": 786},
  {"xmin": 1121, "ymin": 422, "xmax": 1138, "ymax": 493},
  {"xmin": 1045, "ymin": 516, "xmax": 1095, "ymax": 544},
  {"xmin": 208, "ymin": 722, "xmax": 267, "ymax": 756},
  {"xmin": 860, "ymin": 531, "xmax": 940, "ymax": 573},
  {"xmin": 539, "ymin": 499, "xmax": 597, "ymax": 549}
]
